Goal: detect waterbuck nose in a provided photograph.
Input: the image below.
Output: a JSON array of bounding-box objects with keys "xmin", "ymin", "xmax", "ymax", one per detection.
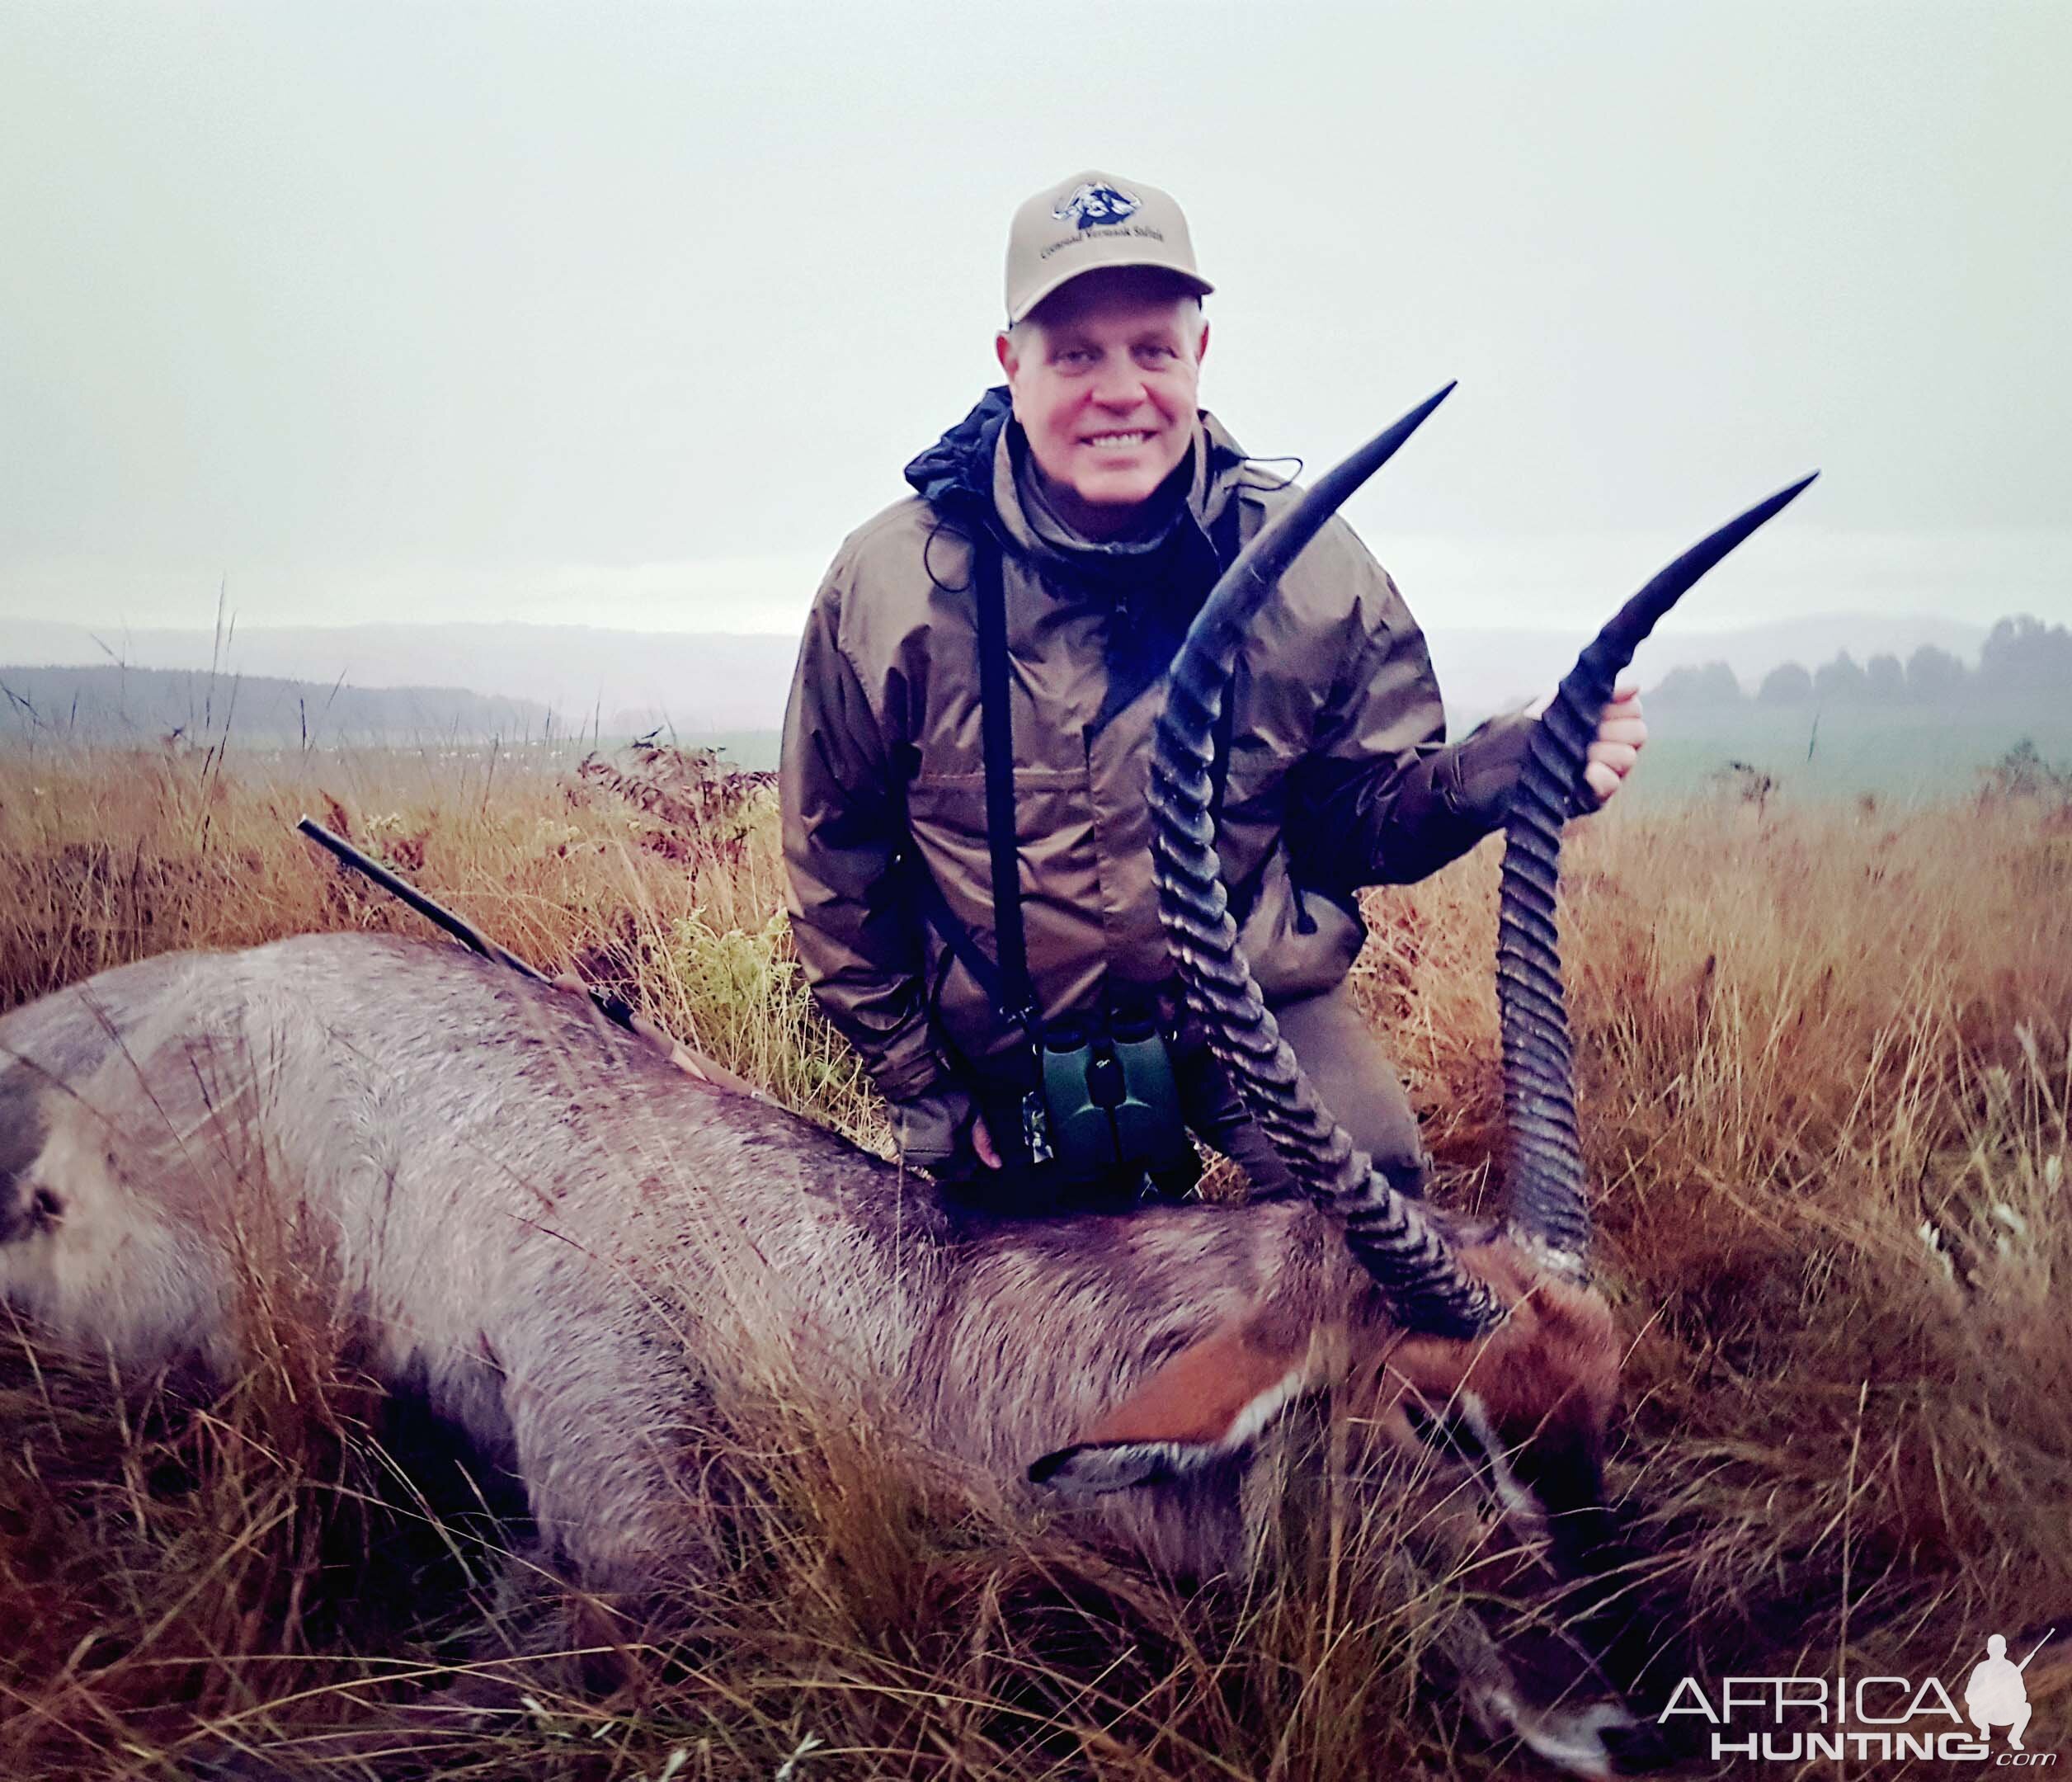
[
  {"xmin": 0, "ymin": 1156, "xmax": 59, "ymax": 1242},
  {"xmin": 1597, "ymin": 1709, "xmax": 1675, "ymax": 1774}
]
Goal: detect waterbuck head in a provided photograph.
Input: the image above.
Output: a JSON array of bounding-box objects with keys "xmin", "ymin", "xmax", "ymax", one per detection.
[{"xmin": 1030, "ymin": 384, "xmax": 1814, "ymax": 1768}]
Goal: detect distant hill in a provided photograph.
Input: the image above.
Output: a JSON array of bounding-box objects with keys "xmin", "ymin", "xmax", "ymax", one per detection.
[
  {"xmin": 0, "ymin": 611, "xmax": 1991, "ymax": 739},
  {"xmin": 0, "ymin": 620, "xmax": 800, "ymax": 736},
  {"xmin": 0, "ymin": 664, "xmax": 553, "ymax": 747}
]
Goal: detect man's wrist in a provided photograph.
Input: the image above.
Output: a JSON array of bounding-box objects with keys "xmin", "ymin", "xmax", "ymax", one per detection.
[
  {"xmin": 1445, "ymin": 709, "xmax": 1539, "ymax": 828},
  {"xmin": 867, "ymin": 1041, "xmax": 957, "ymax": 1105},
  {"xmin": 889, "ymin": 1081, "xmax": 979, "ymax": 1174}
]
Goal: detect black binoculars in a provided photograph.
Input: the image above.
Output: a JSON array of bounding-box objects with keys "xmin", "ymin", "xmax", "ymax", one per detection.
[{"xmin": 1035, "ymin": 1002, "xmax": 1190, "ymax": 1179}]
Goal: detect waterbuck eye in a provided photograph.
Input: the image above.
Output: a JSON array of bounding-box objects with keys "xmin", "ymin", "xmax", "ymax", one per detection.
[{"xmin": 1402, "ymin": 1398, "xmax": 1489, "ymax": 1465}]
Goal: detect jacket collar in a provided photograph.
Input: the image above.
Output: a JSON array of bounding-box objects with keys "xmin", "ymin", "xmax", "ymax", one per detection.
[{"xmin": 903, "ymin": 385, "xmax": 1252, "ymax": 561}]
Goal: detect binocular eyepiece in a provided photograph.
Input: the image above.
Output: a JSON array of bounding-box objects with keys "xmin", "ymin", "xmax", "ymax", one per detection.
[{"xmin": 1042, "ymin": 1016, "xmax": 1090, "ymax": 1054}]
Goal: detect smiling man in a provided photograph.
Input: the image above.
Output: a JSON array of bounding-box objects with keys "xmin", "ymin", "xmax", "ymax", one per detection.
[{"xmin": 781, "ymin": 169, "xmax": 1644, "ymax": 1205}]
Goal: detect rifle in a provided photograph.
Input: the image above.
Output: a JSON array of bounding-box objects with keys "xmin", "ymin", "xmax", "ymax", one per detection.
[{"xmin": 295, "ymin": 815, "xmax": 763, "ymax": 1101}]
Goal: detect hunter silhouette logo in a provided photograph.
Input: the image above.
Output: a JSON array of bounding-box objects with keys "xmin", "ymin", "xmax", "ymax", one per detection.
[
  {"xmin": 1660, "ymin": 1628, "xmax": 2056, "ymax": 1765},
  {"xmin": 1968, "ymin": 1632, "xmax": 2051, "ymax": 1751},
  {"xmin": 1053, "ymin": 182, "xmax": 1140, "ymax": 229}
]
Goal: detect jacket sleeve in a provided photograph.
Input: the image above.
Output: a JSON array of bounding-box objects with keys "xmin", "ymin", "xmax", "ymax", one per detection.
[
  {"xmin": 780, "ymin": 568, "xmax": 945, "ymax": 1101},
  {"xmin": 1284, "ymin": 556, "xmax": 1538, "ymax": 892}
]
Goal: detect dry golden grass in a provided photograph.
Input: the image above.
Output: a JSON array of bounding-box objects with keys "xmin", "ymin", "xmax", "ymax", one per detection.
[{"xmin": 2, "ymin": 742, "xmax": 2069, "ymax": 1779}]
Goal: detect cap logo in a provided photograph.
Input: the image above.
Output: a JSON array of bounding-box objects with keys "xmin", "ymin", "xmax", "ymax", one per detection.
[{"xmin": 1053, "ymin": 182, "xmax": 1140, "ymax": 230}]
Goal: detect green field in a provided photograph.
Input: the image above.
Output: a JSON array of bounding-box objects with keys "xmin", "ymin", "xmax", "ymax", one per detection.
[
  {"xmin": 13, "ymin": 695, "xmax": 2069, "ymax": 808},
  {"xmin": 1621, "ymin": 699, "xmax": 2072, "ymax": 804},
  {"xmin": 606, "ymin": 710, "xmax": 2072, "ymax": 803}
]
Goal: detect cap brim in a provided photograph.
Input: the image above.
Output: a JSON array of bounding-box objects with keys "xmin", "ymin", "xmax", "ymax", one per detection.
[{"xmin": 1009, "ymin": 262, "xmax": 1215, "ymax": 328}]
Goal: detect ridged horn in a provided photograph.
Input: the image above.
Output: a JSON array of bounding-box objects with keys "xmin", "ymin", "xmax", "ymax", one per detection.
[
  {"xmin": 1150, "ymin": 384, "xmax": 1504, "ymax": 1340},
  {"xmin": 1499, "ymin": 473, "xmax": 1820, "ymax": 1273}
]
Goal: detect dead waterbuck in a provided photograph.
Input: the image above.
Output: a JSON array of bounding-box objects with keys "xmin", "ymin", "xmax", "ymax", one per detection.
[{"xmin": 0, "ymin": 388, "xmax": 1813, "ymax": 1775}]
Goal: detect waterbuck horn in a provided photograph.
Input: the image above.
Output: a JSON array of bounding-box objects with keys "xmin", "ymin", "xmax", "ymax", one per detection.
[
  {"xmin": 1499, "ymin": 472, "xmax": 1820, "ymax": 1273},
  {"xmin": 1151, "ymin": 384, "xmax": 1505, "ymax": 1340}
]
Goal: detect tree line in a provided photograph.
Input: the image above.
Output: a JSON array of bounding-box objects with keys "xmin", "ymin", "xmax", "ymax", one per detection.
[{"xmin": 1651, "ymin": 615, "xmax": 2072, "ymax": 707}]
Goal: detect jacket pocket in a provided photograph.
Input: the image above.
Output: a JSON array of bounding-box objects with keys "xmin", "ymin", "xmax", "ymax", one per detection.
[
  {"xmin": 1236, "ymin": 843, "xmax": 1365, "ymax": 1005},
  {"xmin": 905, "ymin": 770, "xmax": 1106, "ymax": 1049}
]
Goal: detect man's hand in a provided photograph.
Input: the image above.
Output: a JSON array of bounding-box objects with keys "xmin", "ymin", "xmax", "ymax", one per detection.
[
  {"xmin": 1526, "ymin": 679, "xmax": 1648, "ymax": 808},
  {"xmin": 892, "ymin": 1084, "xmax": 1003, "ymax": 1177},
  {"xmin": 1582, "ymin": 680, "xmax": 1647, "ymax": 805}
]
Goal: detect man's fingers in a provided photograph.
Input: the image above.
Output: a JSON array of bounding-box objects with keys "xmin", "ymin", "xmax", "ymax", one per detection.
[
  {"xmin": 1530, "ymin": 686, "xmax": 1646, "ymax": 812},
  {"xmin": 1585, "ymin": 738, "xmax": 1640, "ymax": 805},
  {"xmin": 972, "ymin": 1114, "xmax": 1003, "ymax": 1171}
]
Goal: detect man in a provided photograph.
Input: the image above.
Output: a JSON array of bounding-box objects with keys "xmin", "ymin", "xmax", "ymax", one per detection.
[{"xmin": 781, "ymin": 169, "xmax": 1643, "ymax": 1206}]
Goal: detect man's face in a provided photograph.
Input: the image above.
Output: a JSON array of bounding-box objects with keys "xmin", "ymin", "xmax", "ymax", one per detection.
[{"xmin": 996, "ymin": 269, "xmax": 1209, "ymax": 537}]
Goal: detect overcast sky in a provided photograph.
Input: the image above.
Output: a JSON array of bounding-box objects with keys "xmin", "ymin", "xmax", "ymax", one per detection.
[{"xmin": 2, "ymin": 1, "xmax": 2066, "ymax": 639}]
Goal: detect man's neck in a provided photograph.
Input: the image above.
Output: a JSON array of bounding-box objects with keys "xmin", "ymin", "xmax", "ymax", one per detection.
[{"xmin": 1020, "ymin": 445, "xmax": 1194, "ymax": 549}]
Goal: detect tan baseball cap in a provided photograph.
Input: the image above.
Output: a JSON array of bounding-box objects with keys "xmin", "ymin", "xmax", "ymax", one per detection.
[{"xmin": 1004, "ymin": 169, "xmax": 1213, "ymax": 328}]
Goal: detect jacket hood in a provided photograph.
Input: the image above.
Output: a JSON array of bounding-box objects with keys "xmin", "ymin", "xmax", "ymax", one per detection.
[{"xmin": 903, "ymin": 386, "xmax": 1015, "ymax": 517}]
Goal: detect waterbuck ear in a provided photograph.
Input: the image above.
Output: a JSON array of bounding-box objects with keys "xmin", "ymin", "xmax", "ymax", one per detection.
[{"xmin": 1027, "ymin": 1314, "xmax": 1318, "ymax": 1497}]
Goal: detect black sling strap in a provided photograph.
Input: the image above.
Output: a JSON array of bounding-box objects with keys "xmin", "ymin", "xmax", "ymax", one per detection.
[{"xmin": 972, "ymin": 530, "xmax": 1038, "ymax": 1030}]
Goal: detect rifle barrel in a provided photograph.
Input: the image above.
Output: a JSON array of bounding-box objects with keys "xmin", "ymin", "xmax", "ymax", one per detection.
[
  {"xmin": 294, "ymin": 813, "xmax": 757, "ymax": 1096},
  {"xmin": 296, "ymin": 815, "xmax": 548, "ymax": 982}
]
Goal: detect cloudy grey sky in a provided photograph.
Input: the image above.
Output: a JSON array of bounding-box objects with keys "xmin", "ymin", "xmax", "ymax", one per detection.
[{"xmin": 2, "ymin": 1, "xmax": 2066, "ymax": 639}]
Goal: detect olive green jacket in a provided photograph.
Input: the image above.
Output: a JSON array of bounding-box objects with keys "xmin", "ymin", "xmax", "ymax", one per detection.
[{"xmin": 780, "ymin": 393, "xmax": 1529, "ymax": 1102}]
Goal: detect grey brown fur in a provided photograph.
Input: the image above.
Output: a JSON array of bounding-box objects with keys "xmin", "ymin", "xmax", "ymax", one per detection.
[{"xmin": 0, "ymin": 932, "xmax": 1359, "ymax": 1582}]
